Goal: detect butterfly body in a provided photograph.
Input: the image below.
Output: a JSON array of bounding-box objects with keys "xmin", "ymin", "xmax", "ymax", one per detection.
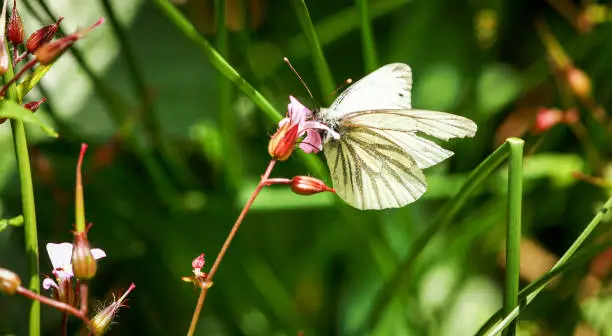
[{"xmin": 316, "ymin": 63, "xmax": 477, "ymax": 210}]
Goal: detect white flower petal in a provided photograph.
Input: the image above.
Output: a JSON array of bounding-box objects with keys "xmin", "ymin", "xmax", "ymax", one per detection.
[
  {"xmin": 91, "ymin": 248, "xmax": 106, "ymax": 260},
  {"xmin": 46, "ymin": 243, "xmax": 73, "ymax": 271}
]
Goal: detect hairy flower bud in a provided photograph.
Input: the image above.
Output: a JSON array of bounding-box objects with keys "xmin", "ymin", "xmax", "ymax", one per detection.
[
  {"xmin": 290, "ymin": 176, "xmax": 334, "ymax": 195},
  {"xmin": 34, "ymin": 18, "xmax": 104, "ymax": 65},
  {"xmin": 71, "ymin": 232, "xmax": 97, "ymax": 280},
  {"xmin": 0, "ymin": 268, "xmax": 21, "ymax": 295},
  {"xmin": 26, "ymin": 17, "xmax": 63, "ymax": 53},
  {"xmin": 268, "ymin": 120, "xmax": 299, "ymax": 161},
  {"xmin": 7, "ymin": 0, "xmax": 24, "ymax": 45},
  {"xmin": 90, "ymin": 283, "xmax": 135, "ymax": 335}
]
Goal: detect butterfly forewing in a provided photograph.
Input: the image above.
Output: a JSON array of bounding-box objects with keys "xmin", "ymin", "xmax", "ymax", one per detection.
[{"xmin": 321, "ymin": 63, "xmax": 413, "ymax": 122}]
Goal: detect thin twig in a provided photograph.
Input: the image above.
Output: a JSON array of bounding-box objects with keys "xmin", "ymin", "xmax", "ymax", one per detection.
[{"xmin": 186, "ymin": 160, "xmax": 277, "ymax": 336}]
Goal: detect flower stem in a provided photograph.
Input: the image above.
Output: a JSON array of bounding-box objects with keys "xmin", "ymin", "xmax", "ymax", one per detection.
[
  {"xmin": 16, "ymin": 286, "xmax": 90, "ymax": 326},
  {"xmin": 186, "ymin": 160, "xmax": 277, "ymax": 336},
  {"xmin": 5, "ymin": 40, "xmax": 40, "ymax": 336}
]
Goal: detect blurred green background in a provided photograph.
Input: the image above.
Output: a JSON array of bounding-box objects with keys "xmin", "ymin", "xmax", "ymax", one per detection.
[{"xmin": 1, "ymin": 0, "xmax": 612, "ymax": 335}]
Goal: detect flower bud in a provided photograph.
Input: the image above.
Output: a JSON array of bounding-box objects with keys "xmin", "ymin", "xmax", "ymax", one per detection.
[
  {"xmin": 534, "ymin": 107, "xmax": 562, "ymax": 133},
  {"xmin": 290, "ymin": 176, "xmax": 334, "ymax": 195},
  {"xmin": 26, "ymin": 17, "xmax": 63, "ymax": 53},
  {"xmin": 71, "ymin": 232, "xmax": 97, "ymax": 280},
  {"xmin": 566, "ymin": 67, "xmax": 592, "ymax": 100},
  {"xmin": 268, "ymin": 119, "xmax": 299, "ymax": 161},
  {"xmin": 0, "ymin": 267, "xmax": 21, "ymax": 295},
  {"xmin": 33, "ymin": 18, "xmax": 104, "ymax": 65},
  {"xmin": 8, "ymin": 0, "xmax": 25, "ymax": 45},
  {"xmin": 563, "ymin": 109, "xmax": 579, "ymax": 124},
  {"xmin": 192, "ymin": 253, "xmax": 205, "ymax": 270},
  {"xmin": 89, "ymin": 283, "xmax": 135, "ymax": 335},
  {"xmin": 24, "ymin": 97, "xmax": 47, "ymax": 112}
]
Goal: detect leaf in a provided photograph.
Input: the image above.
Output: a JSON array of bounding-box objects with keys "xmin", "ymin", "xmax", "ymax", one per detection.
[
  {"xmin": 16, "ymin": 64, "xmax": 52, "ymax": 100},
  {"xmin": 0, "ymin": 100, "xmax": 58, "ymax": 137}
]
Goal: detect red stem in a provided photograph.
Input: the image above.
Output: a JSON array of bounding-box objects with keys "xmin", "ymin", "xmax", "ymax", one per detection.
[
  {"xmin": 16, "ymin": 286, "xmax": 90, "ymax": 326},
  {"xmin": 79, "ymin": 281, "xmax": 88, "ymax": 315},
  {"xmin": 186, "ymin": 160, "xmax": 277, "ymax": 336},
  {"xmin": 0, "ymin": 58, "xmax": 36, "ymax": 97}
]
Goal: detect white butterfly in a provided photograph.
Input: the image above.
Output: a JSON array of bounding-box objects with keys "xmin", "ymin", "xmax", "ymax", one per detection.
[{"xmin": 316, "ymin": 63, "xmax": 477, "ymax": 210}]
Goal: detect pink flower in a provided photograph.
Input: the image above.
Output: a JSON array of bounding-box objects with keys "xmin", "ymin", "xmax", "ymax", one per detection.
[
  {"xmin": 534, "ymin": 107, "xmax": 563, "ymax": 133},
  {"xmin": 282, "ymin": 96, "xmax": 339, "ymax": 154},
  {"xmin": 42, "ymin": 242, "xmax": 105, "ymax": 291}
]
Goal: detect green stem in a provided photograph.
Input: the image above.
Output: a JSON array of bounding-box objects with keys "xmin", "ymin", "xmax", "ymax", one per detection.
[
  {"xmin": 357, "ymin": 140, "xmax": 511, "ymax": 334},
  {"xmin": 5, "ymin": 59, "xmax": 40, "ymax": 336},
  {"xmin": 215, "ymin": 0, "xmax": 241, "ymax": 189},
  {"xmin": 503, "ymin": 139, "xmax": 523, "ymax": 336},
  {"xmin": 356, "ymin": 0, "xmax": 379, "ymax": 72},
  {"xmin": 481, "ymin": 194, "xmax": 612, "ymax": 336},
  {"xmin": 292, "ymin": 0, "xmax": 336, "ymax": 103}
]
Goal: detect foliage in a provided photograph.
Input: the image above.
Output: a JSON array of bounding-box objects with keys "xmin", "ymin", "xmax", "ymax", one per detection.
[{"xmin": 1, "ymin": 0, "xmax": 612, "ymax": 335}]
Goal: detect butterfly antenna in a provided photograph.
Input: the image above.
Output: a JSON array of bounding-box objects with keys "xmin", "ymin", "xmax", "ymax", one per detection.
[
  {"xmin": 325, "ymin": 78, "xmax": 352, "ymax": 101},
  {"xmin": 284, "ymin": 57, "xmax": 316, "ymax": 103}
]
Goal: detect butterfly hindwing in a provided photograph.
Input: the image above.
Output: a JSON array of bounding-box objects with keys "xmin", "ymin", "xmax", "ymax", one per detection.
[{"xmin": 323, "ymin": 127, "xmax": 427, "ymax": 210}]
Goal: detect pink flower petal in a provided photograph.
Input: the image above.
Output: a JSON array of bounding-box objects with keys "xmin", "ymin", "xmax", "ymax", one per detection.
[
  {"xmin": 288, "ymin": 96, "xmax": 312, "ymax": 124},
  {"xmin": 300, "ymin": 133, "xmax": 322, "ymax": 153},
  {"xmin": 42, "ymin": 278, "xmax": 58, "ymax": 290}
]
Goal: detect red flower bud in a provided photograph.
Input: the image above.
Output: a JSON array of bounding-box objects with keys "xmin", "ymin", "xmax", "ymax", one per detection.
[
  {"xmin": 0, "ymin": 268, "xmax": 21, "ymax": 295},
  {"xmin": 290, "ymin": 176, "xmax": 334, "ymax": 195},
  {"xmin": 533, "ymin": 107, "xmax": 563, "ymax": 133},
  {"xmin": 268, "ymin": 120, "xmax": 299, "ymax": 161},
  {"xmin": 26, "ymin": 16, "xmax": 63, "ymax": 53},
  {"xmin": 24, "ymin": 97, "xmax": 47, "ymax": 112},
  {"xmin": 7, "ymin": 0, "xmax": 25, "ymax": 45},
  {"xmin": 71, "ymin": 232, "xmax": 97, "ymax": 280},
  {"xmin": 34, "ymin": 18, "xmax": 104, "ymax": 65},
  {"xmin": 192, "ymin": 253, "xmax": 205, "ymax": 270}
]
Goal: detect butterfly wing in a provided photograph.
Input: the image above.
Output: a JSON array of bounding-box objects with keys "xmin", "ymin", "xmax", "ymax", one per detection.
[
  {"xmin": 320, "ymin": 63, "xmax": 477, "ymax": 210},
  {"xmin": 320, "ymin": 63, "xmax": 413, "ymax": 122},
  {"xmin": 323, "ymin": 127, "xmax": 427, "ymax": 210},
  {"xmin": 342, "ymin": 109, "xmax": 477, "ymax": 168}
]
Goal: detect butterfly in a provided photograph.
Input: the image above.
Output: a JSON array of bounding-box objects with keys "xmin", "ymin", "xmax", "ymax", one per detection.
[{"xmin": 315, "ymin": 63, "xmax": 477, "ymax": 210}]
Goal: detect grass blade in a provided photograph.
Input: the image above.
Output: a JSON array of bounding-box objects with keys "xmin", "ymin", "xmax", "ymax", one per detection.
[
  {"xmin": 356, "ymin": 140, "xmax": 511, "ymax": 334},
  {"xmin": 215, "ymin": 0, "xmax": 242, "ymax": 189},
  {"xmin": 480, "ymin": 194, "xmax": 612, "ymax": 336},
  {"xmin": 291, "ymin": 0, "xmax": 336, "ymax": 103},
  {"xmin": 503, "ymin": 138, "xmax": 524, "ymax": 336},
  {"xmin": 356, "ymin": 0, "xmax": 379, "ymax": 72}
]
